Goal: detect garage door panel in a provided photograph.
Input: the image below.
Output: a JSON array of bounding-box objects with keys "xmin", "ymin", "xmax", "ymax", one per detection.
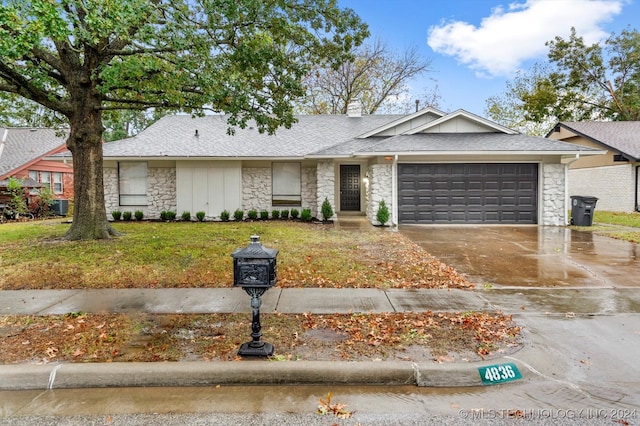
[{"xmin": 398, "ymin": 163, "xmax": 538, "ymax": 224}]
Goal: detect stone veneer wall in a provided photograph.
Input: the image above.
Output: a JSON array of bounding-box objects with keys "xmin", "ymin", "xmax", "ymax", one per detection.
[
  {"xmin": 241, "ymin": 166, "xmax": 318, "ymax": 215},
  {"xmin": 316, "ymin": 160, "xmax": 335, "ymax": 219},
  {"xmin": 103, "ymin": 167, "xmax": 119, "ymax": 214},
  {"xmin": 301, "ymin": 166, "xmax": 317, "ymax": 215},
  {"xmin": 103, "ymin": 166, "xmax": 176, "ymax": 220},
  {"xmin": 147, "ymin": 167, "xmax": 176, "ymax": 218},
  {"xmin": 541, "ymin": 162, "xmax": 566, "ymax": 226},
  {"xmin": 242, "ymin": 167, "xmax": 271, "ymax": 211},
  {"xmin": 367, "ymin": 163, "xmax": 393, "ymax": 224}
]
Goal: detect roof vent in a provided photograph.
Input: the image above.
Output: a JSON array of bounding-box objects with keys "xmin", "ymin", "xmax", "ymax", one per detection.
[{"xmin": 347, "ymin": 101, "xmax": 362, "ymax": 118}]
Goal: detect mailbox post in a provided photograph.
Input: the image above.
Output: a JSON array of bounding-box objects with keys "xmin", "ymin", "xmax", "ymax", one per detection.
[{"xmin": 231, "ymin": 235, "xmax": 278, "ymax": 357}]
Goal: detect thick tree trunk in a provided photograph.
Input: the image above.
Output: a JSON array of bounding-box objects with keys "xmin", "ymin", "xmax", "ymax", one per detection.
[{"xmin": 64, "ymin": 106, "xmax": 118, "ymax": 240}]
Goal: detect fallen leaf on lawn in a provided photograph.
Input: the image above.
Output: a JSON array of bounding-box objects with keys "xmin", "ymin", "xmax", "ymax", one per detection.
[{"xmin": 45, "ymin": 347, "xmax": 58, "ymax": 358}]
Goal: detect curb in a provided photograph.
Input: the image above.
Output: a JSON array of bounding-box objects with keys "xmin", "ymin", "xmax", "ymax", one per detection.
[{"xmin": 0, "ymin": 358, "xmax": 528, "ymax": 390}]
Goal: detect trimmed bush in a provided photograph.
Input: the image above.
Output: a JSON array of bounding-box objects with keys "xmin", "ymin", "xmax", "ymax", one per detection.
[
  {"xmin": 259, "ymin": 210, "xmax": 269, "ymax": 220},
  {"xmin": 196, "ymin": 211, "xmax": 206, "ymax": 222},
  {"xmin": 234, "ymin": 209, "xmax": 244, "ymax": 221},
  {"xmin": 111, "ymin": 210, "xmax": 122, "ymax": 221},
  {"xmin": 181, "ymin": 211, "xmax": 191, "ymax": 221},
  {"xmin": 122, "ymin": 211, "xmax": 132, "ymax": 221},
  {"xmin": 281, "ymin": 209, "xmax": 289, "ymax": 219},
  {"xmin": 301, "ymin": 208, "xmax": 312, "ymax": 222},
  {"xmin": 376, "ymin": 200, "xmax": 390, "ymax": 226},
  {"xmin": 321, "ymin": 197, "xmax": 334, "ymax": 221},
  {"xmin": 248, "ymin": 209, "xmax": 258, "ymax": 220},
  {"xmin": 271, "ymin": 209, "xmax": 280, "ymax": 219},
  {"xmin": 160, "ymin": 210, "xmax": 177, "ymax": 221},
  {"xmin": 219, "ymin": 210, "xmax": 229, "ymax": 222},
  {"xmin": 134, "ymin": 210, "xmax": 144, "ymax": 221},
  {"xmin": 290, "ymin": 208, "xmax": 300, "ymax": 219}
]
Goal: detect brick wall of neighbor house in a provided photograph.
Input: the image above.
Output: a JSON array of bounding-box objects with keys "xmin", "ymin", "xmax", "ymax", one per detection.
[
  {"xmin": 367, "ymin": 163, "xmax": 393, "ymax": 224},
  {"xmin": 568, "ymin": 164, "xmax": 636, "ymax": 212},
  {"xmin": 316, "ymin": 160, "xmax": 334, "ymax": 219},
  {"xmin": 542, "ymin": 162, "xmax": 566, "ymax": 226},
  {"xmin": 242, "ymin": 167, "xmax": 271, "ymax": 212}
]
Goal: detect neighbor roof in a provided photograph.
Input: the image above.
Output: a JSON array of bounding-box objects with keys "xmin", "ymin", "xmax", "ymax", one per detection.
[
  {"xmin": 0, "ymin": 128, "xmax": 69, "ymax": 178},
  {"xmin": 551, "ymin": 121, "xmax": 640, "ymax": 160}
]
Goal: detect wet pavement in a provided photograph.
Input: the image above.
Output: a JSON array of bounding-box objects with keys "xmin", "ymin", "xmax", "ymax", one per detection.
[{"xmin": 399, "ymin": 225, "xmax": 640, "ymax": 288}]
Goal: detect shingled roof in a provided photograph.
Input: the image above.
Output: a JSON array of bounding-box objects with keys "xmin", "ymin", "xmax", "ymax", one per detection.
[
  {"xmin": 552, "ymin": 121, "xmax": 640, "ymax": 160},
  {"xmin": 102, "ymin": 114, "xmax": 403, "ymax": 158},
  {"xmin": 0, "ymin": 128, "xmax": 69, "ymax": 178}
]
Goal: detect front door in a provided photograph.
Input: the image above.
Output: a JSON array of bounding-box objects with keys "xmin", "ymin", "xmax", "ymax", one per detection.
[{"xmin": 340, "ymin": 165, "xmax": 361, "ymax": 211}]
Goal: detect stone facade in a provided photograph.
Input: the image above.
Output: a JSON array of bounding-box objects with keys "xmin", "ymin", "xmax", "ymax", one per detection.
[
  {"xmin": 103, "ymin": 165, "xmax": 176, "ymax": 219},
  {"xmin": 316, "ymin": 161, "xmax": 335, "ymax": 219},
  {"xmin": 301, "ymin": 166, "xmax": 317, "ymax": 215},
  {"xmin": 569, "ymin": 164, "xmax": 637, "ymax": 212},
  {"xmin": 367, "ymin": 163, "xmax": 393, "ymax": 224},
  {"xmin": 541, "ymin": 162, "xmax": 566, "ymax": 226},
  {"xmin": 241, "ymin": 167, "xmax": 271, "ymax": 212}
]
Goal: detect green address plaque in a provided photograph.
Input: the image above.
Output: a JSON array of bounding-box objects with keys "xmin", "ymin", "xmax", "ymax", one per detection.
[{"xmin": 478, "ymin": 362, "xmax": 522, "ymax": 385}]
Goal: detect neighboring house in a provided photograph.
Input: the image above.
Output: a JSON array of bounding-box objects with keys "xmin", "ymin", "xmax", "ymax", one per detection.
[
  {"xmin": 100, "ymin": 106, "xmax": 603, "ymax": 226},
  {"xmin": 547, "ymin": 122, "xmax": 640, "ymax": 213},
  {"xmin": 0, "ymin": 128, "xmax": 73, "ymax": 211}
]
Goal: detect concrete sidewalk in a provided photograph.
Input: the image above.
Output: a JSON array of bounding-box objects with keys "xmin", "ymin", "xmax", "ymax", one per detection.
[
  {"xmin": 2, "ymin": 286, "xmax": 639, "ymax": 316},
  {"xmin": 2, "ymin": 286, "xmax": 640, "ymax": 391}
]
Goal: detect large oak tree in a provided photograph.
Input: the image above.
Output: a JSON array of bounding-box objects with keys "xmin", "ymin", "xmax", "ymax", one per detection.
[{"xmin": 0, "ymin": 0, "xmax": 367, "ymax": 240}]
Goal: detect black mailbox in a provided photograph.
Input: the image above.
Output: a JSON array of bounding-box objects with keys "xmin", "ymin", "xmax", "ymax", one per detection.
[
  {"xmin": 231, "ymin": 235, "xmax": 278, "ymax": 357},
  {"xmin": 232, "ymin": 235, "xmax": 278, "ymax": 288}
]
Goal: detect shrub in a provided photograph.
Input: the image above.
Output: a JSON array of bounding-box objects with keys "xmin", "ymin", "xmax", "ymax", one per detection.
[
  {"xmin": 281, "ymin": 209, "xmax": 289, "ymax": 219},
  {"xmin": 122, "ymin": 211, "xmax": 132, "ymax": 221},
  {"xmin": 111, "ymin": 210, "xmax": 122, "ymax": 221},
  {"xmin": 160, "ymin": 210, "xmax": 176, "ymax": 221},
  {"xmin": 181, "ymin": 211, "xmax": 191, "ymax": 221},
  {"xmin": 248, "ymin": 209, "xmax": 258, "ymax": 220},
  {"xmin": 258, "ymin": 210, "xmax": 268, "ymax": 220},
  {"xmin": 234, "ymin": 209, "xmax": 244, "ymax": 221},
  {"xmin": 271, "ymin": 209, "xmax": 280, "ymax": 219},
  {"xmin": 321, "ymin": 197, "xmax": 334, "ymax": 221},
  {"xmin": 301, "ymin": 208, "xmax": 312, "ymax": 222},
  {"xmin": 33, "ymin": 185, "xmax": 54, "ymax": 218},
  {"xmin": 196, "ymin": 211, "xmax": 206, "ymax": 222},
  {"xmin": 290, "ymin": 208, "xmax": 300, "ymax": 219},
  {"xmin": 219, "ymin": 210, "xmax": 229, "ymax": 222},
  {"xmin": 134, "ymin": 210, "xmax": 144, "ymax": 221},
  {"xmin": 376, "ymin": 200, "xmax": 390, "ymax": 226}
]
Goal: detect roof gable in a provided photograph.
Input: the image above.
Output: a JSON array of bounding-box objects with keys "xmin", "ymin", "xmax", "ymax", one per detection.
[
  {"xmin": 549, "ymin": 121, "xmax": 640, "ymax": 160},
  {"xmin": 405, "ymin": 109, "xmax": 518, "ymax": 135},
  {"xmin": 355, "ymin": 107, "xmax": 446, "ymax": 138}
]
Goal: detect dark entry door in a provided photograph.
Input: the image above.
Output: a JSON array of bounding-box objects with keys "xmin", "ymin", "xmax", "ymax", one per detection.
[{"xmin": 340, "ymin": 165, "xmax": 361, "ymax": 211}]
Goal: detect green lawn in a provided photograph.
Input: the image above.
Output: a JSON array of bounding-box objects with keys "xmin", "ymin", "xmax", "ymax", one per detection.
[
  {"xmin": 572, "ymin": 211, "xmax": 640, "ymax": 243},
  {"xmin": 0, "ymin": 219, "xmax": 471, "ymax": 290}
]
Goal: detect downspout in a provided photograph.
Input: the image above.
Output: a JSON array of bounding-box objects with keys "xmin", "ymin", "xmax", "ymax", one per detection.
[{"xmin": 392, "ymin": 154, "xmax": 398, "ymax": 227}]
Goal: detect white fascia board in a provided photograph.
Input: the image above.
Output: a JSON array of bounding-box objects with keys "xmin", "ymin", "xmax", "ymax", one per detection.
[
  {"xmin": 352, "ymin": 150, "xmax": 607, "ymax": 157},
  {"xmin": 405, "ymin": 109, "xmax": 519, "ymax": 135},
  {"xmin": 104, "ymin": 156, "xmax": 306, "ymax": 161},
  {"xmin": 355, "ymin": 107, "xmax": 447, "ymax": 139}
]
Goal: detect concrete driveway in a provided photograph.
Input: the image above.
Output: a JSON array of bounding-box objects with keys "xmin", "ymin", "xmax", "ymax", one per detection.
[{"xmin": 399, "ymin": 225, "xmax": 639, "ymax": 288}]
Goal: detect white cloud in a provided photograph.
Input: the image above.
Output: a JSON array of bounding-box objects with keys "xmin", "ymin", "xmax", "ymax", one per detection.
[{"xmin": 427, "ymin": 0, "xmax": 623, "ymax": 77}]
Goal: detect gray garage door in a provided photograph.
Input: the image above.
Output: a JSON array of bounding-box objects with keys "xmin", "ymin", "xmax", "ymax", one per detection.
[{"xmin": 398, "ymin": 163, "xmax": 538, "ymax": 224}]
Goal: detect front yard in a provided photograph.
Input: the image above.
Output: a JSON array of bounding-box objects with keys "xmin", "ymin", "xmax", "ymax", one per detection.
[{"xmin": 0, "ymin": 220, "xmax": 472, "ymax": 290}]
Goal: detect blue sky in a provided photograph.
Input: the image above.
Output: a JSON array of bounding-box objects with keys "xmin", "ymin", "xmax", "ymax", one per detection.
[{"xmin": 338, "ymin": 0, "xmax": 640, "ymax": 116}]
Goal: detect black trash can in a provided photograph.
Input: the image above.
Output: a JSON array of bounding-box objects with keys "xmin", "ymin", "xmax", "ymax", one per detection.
[{"xmin": 570, "ymin": 196, "xmax": 598, "ymax": 226}]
